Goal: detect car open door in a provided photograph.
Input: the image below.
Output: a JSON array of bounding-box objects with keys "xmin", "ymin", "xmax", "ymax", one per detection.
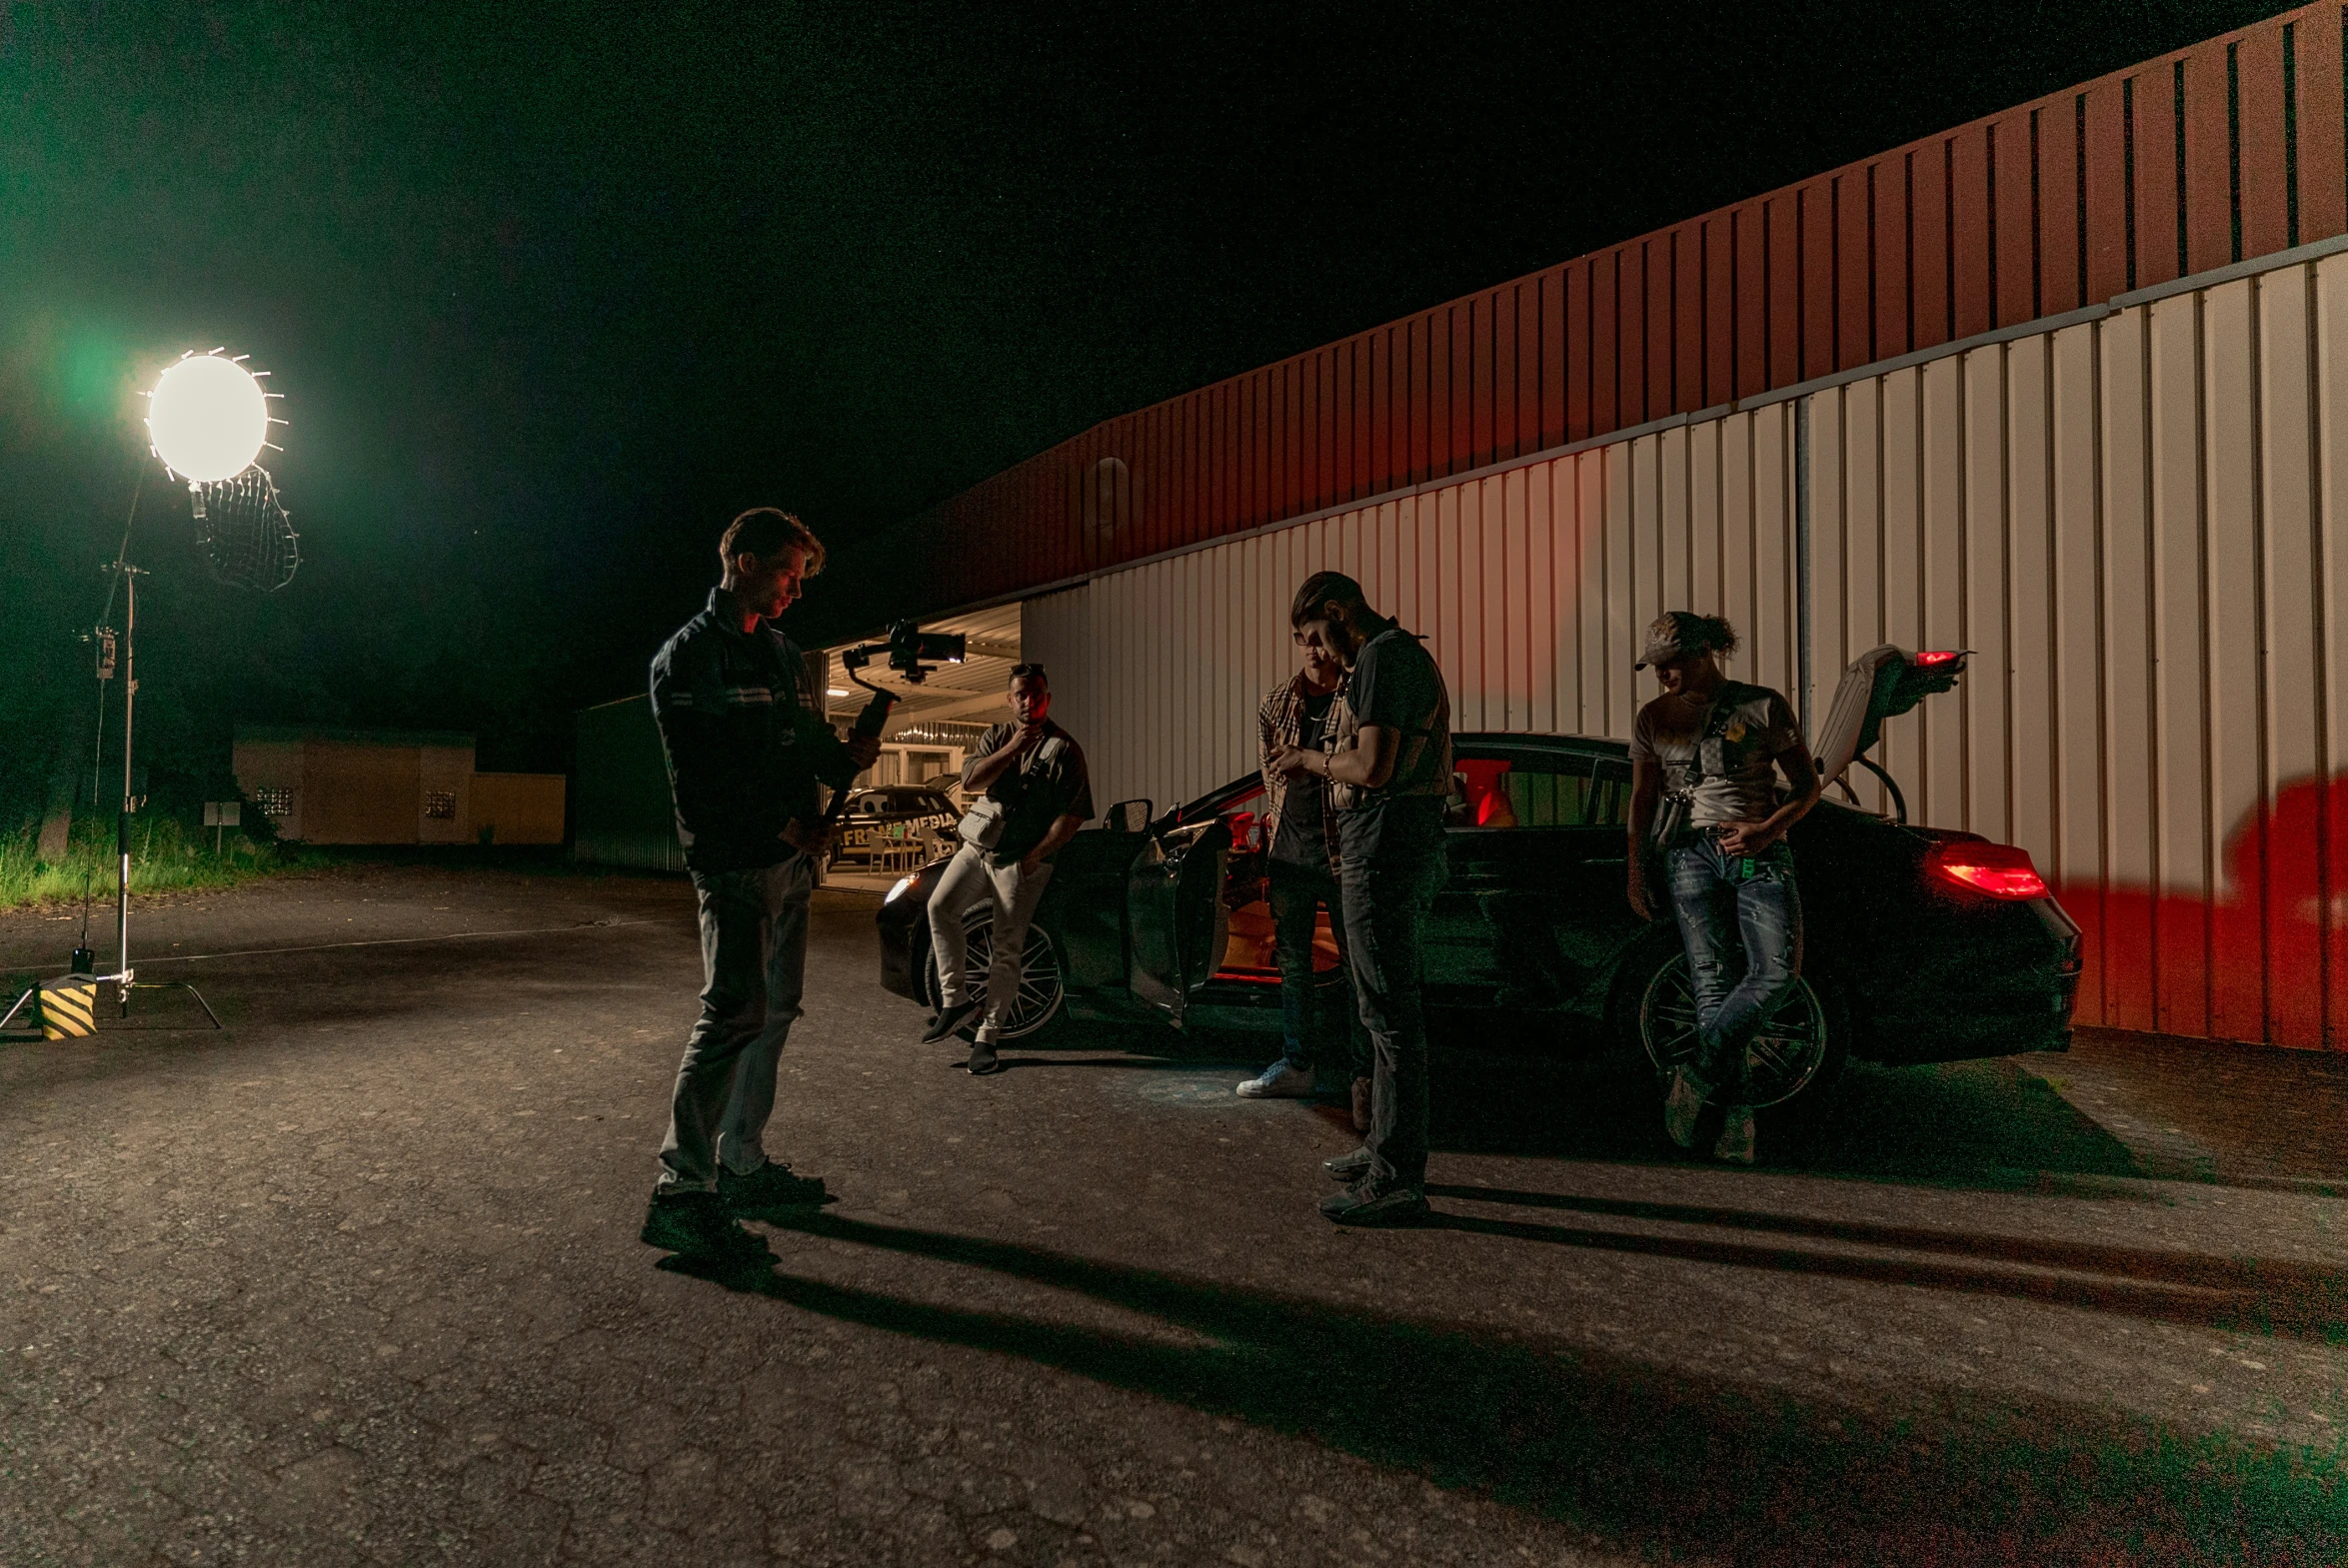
[{"xmin": 1126, "ymin": 817, "xmax": 1232, "ymax": 1023}]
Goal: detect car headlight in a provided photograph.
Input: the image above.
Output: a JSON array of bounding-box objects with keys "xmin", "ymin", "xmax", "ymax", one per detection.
[{"xmin": 885, "ymin": 874, "xmax": 918, "ymax": 904}]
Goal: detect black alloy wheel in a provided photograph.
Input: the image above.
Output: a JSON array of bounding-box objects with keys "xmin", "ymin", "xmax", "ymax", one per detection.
[
  {"xmin": 923, "ymin": 906, "xmax": 1067, "ymax": 1041},
  {"xmin": 1634, "ymin": 952, "xmax": 1837, "ymax": 1109}
]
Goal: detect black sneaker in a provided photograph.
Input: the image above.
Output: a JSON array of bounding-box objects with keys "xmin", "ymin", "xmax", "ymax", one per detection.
[
  {"xmin": 1317, "ymin": 1181, "xmax": 1429, "ymax": 1227},
  {"xmin": 1322, "ymin": 1146, "xmax": 1373, "ymax": 1181},
  {"xmin": 965, "ymin": 1041, "xmax": 1003, "ymax": 1075},
  {"xmin": 641, "ymin": 1191, "xmax": 773, "ymax": 1261},
  {"xmin": 923, "ymin": 999, "xmax": 982, "ymax": 1043},
  {"xmin": 718, "ymin": 1160, "xmax": 829, "ymax": 1217}
]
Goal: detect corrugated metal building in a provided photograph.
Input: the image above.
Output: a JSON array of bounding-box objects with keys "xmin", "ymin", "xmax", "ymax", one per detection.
[{"xmin": 902, "ymin": 5, "xmax": 2348, "ymax": 1051}]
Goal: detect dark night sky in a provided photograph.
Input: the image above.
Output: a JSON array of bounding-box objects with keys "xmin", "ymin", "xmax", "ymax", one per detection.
[{"xmin": 0, "ymin": 0, "xmax": 2296, "ymax": 806}]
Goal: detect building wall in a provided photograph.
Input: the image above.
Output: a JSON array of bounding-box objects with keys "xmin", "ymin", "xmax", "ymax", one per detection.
[
  {"xmin": 1025, "ymin": 246, "xmax": 2348, "ymax": 1053},
  {"xmin": 418, "ymin": 746, "xmax": 475, "ymax": 844},
  {"xmin": 1024, "ymin": 403, "xmax": 1798, "ymax": 820},
  {"xmin": 231, "ymin": 741, "xmax": 305, "ymax": 841},
  {"xmin": 1811, "ymin": 252, "xmax": 2348, "ymax": 1050},
  {"xmin": 472, "ymin": 773, "xmax": 567, "ymax": 845},
  {"xmin": 896, "ymin": 5, "xmax": 2346, "ymax": 626},
  {"xmin": 296, "ymin": 743, "xmax": 423, "ymax": 844},
  {"xmin": 574, "ymin": 695, "xmax": 685, "ymax": 870}
]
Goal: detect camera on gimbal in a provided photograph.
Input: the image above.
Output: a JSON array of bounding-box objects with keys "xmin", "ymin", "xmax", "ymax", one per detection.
[{"xmin": 872, "ymin": 620, "xmax": 965, "ymax": 685}]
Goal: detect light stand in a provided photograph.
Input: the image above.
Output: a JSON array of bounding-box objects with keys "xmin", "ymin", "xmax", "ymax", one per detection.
[{"xmin": 87, "ymin": 555, "xmax": 220, "ymax": 1028}]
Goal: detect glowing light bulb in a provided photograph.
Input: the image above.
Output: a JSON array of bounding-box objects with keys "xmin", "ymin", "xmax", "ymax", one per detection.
[{"xmin": 146, "ymin": 353, "xmax": 269, "ymax": 483}]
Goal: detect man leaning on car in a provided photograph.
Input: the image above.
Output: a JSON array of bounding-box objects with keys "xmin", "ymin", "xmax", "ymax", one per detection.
[{"xmin": 922, "ymin": 662, "xmax": 1095, "ymax": 1074}]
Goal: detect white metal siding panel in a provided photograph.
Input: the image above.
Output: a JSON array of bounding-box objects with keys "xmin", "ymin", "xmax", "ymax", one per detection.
[
  {"xmin": 2203, "ymin": 278, "xmax": 2264, "ymax": 1042},
  {"xmin": 2101, "ymin": 308, "xmax": 2159, "ymax": 1034},
  {"xmin": 2318, "ymin": 254, "xmax": 2348, "ymax": 1048},
  {"xmin": 2149, "ymin": 295, "xmax": 2212, "ymax": 1038},
  {"xmin": 2262, "ymin": 267, "xmax": 2324, "ymax": 1048},
  {"xmin": 2007, "ymin": 333, "xmax": 2058, "ymax": 914},
  {"xmin": 2049, "ymin": 320, "xmax": 2107, "ymax": 1022}
]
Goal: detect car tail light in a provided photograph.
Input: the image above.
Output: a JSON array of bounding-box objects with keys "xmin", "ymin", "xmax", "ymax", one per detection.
[
  {"xmin": 1914, "ymin": 650, "xmax": 1961, "ymax": 666},
  {"xmin": 1926, "ymin": 841, "xmax": 2049, "ymax": 899}
]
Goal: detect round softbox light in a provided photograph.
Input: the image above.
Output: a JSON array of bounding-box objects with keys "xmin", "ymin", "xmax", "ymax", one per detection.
[{"xmin": 146, "ymin": 352, "xmax": 269, "ymax": 483}]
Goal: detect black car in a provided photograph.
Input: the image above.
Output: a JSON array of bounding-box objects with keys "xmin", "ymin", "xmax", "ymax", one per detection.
[
  {"xmin": 876, "ymin": 651, "xmax": 2081, "ymax": 1109},
  {"xmin": 830, "ymin": 784, "xmax": 959, "ymax": 872}
]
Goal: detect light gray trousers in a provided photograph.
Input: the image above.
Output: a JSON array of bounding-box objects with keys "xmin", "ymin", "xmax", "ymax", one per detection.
[
  {"xmin": 928, "ymin": 843, "xmax": 1053, "ymax": 1043},
  {"xmin": 657, "ymin": 853, "xmax": 814, "ymax": 1192}
]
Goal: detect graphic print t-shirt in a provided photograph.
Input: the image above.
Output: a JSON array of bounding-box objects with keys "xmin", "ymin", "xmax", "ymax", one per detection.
[{"xmin": 1628, "ymin": 684, "xmax": 1803, "ymax": 826}]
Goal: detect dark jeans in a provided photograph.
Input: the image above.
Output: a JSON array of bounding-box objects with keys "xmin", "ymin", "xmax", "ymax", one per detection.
[
  {"xmin": 1338, "ymin": 826, "xmax": 1448, "ymax": 1189},
  {"xmin": 657, "ymin": 853, "xmax": 815, "ymax": 1192},
  {"xmin": 1268, "ymin": 856, "xmax": 1367, "ymax": 1075},
  {"xmin": 1663, "ymin": 835, "xmax": 1803, "ymax": 1102}
]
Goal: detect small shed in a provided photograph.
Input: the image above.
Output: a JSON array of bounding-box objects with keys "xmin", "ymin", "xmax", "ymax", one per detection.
[{"xmin": 233, "ymin": 727, "xmax": 566, "ymax": 845}]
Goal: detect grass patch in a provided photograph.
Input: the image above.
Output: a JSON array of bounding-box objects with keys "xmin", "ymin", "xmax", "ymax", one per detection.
[{"xmin": 0, "ymin": 813, "xmax": 318, "ymax": 913}]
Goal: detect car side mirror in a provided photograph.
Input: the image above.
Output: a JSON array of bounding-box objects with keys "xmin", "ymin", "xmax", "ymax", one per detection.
[{"xmin": 1108, "ymin": 798, "xmax": 1154, "ymax": 834}]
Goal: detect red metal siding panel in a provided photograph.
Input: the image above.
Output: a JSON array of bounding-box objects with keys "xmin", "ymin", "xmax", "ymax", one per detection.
[
  {"xmin": 1836, "ymin": 169, "xmax": 1872, "ymax": 369},
  {"xmin": 2237, "ymin": 24, "xmax": 2290, "ymax": 260},
  {"xmin": 1566, "ymin": 261, "xmax": 1593, "ymax": 440},
  {"xmin": 1453, "ymin": 297, "xmax": 1479, "ymax": 473},
  {"xmin": 2082, "ymin": 80, "xmax": 2130, "ymax": 298},
  {"xmin": 1591, "ymin": 253, "xmax": 1619, "ymax": 437},
  {"xmin": 1673, "ymin": 225, "xmax": 1703, "ymax": 412},
  {"xmin": 2137, "ymin": 66, "xmax": 2186, "ymax": 289},
  {"xmin": 1993, "ymin": 112, "xmax": 2038, "ymax": 325},
  {"xmin": 1874, "ymin": 158, "xmax": 1911, "ymax": 357},
  {"xmin": 1767, "ymin": 196, "xmax": 1801, "ymax": 385},
  {"xmin": 2039, "ymin": 95, "xmax": 2084, "ymax": 313},
  {"xmin": 1912, "ymin": 141, "xmax": 1954, "ymax": 349},
  {"xmin": 1368, "ymin": 329, "xmax": 1393, "ymax": 495},
  {"xmin": 1703, "ymin": 214, "xmax": 1734, "ymax": 404},
  {"xmin": 1490, "ymin": 287, "xmax": 1516, "ymax": 462},
  {"xmin": 1951, "ymin": 125, "xmax": 1994, "ymax": 338},
  {"xmin": 1347, "ymin": 336, "xmax": 1370, "ymax": 502},
  {"xmin": 1800, "ymin": 181, "xmax": 1835, "ymax": 378},
  {"xmin": 1515, "ymin": 279, "xmax": 1541, "ymax": 457},
  {"xmin": 2181, "ymin": 45, "xmax": 2233, "ymax": 272},
  {"xmin": 1733, "ymin": 204, "xmax": 1767, "ymax": 397},
  {"xmin": 2300, "ymin": 9, "xmax": 2348, "ymax": 245},
  {"xmin": 1538, "ymin": 267, "xmax": 1567, "ymax": 449},
  {"xmin": 1622, "ymin": 246, "xmax": 1650, "ymax": 428},
  {"xmin": 1642, "ymin": 236, "xmax": 1669, "ymax": 419}
]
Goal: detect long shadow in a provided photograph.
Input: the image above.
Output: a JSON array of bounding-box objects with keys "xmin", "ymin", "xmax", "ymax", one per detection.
[
  {"xmin": 1413, "ymin": 1045, "xmax": 2146, "ymax": 1193},
  {"xmin": 1418, "ymin": 1208, "xmax": 2345, "ymax": 1343},
  {"xmin": 1421, "ymin": 1184, "xmax": 2348, "ymax": 1306},
  {"xmin": 683, "ymin": 1212, "xmax": 2343, "ymax": 1567}
]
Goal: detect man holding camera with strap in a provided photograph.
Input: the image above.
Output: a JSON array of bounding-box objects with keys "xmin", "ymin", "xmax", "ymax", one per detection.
[
  {"xmin": 1626, "ymin": 612, "xmax": 1821, "ymax": 1166},
  {"xmin": 923, "ymin": 662, "xmax": 1094, "ymax": 1074}
]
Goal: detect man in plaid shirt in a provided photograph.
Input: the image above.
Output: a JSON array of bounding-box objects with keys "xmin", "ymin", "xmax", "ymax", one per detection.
[{"xmin": 1236, "ymin": 629, "xmax": 1368, "ymax": 1121}]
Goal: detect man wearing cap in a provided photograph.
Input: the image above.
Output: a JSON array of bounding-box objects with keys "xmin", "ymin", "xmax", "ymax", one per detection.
[{"xmin": 1625, "ymin": 611, "xmax": 1821, "ymax": 1165}]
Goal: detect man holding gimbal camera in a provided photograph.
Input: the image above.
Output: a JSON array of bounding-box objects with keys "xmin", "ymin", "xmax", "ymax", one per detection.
[{"xmin": 640, "ymin": 508, "xmax": 881, "ymax": 1267}]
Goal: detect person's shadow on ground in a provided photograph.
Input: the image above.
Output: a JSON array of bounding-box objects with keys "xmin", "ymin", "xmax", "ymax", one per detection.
[{"xmin": 659, "ymin": 1209, "xmax": 2345, "ymax": 1568}]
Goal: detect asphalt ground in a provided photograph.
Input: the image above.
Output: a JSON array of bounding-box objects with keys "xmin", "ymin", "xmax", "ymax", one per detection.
[{"xmin": 1, "ymin": 859, "xmax": 2343, "ymax": 1568}]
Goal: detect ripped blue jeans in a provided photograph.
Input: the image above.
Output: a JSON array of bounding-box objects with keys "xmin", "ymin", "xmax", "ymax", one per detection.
[{"xmin": 1663, "ymin": 834, "xmax": 1803, "ymax": 1103}]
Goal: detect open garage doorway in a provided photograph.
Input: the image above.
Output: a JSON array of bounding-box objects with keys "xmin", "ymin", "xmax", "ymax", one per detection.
[{"xmin": 807, "ymin": 602, "xmax": 1023, "ymax": 891}]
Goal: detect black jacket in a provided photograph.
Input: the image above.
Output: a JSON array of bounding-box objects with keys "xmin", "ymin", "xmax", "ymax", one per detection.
[{"xmin": 650, "ymin": 588, "xmax": 857, "ymax": 873}]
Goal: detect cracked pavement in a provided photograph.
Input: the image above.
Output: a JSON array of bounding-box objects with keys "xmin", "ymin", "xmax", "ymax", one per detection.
[{"xmin": 1, "ymin": 859, "xmax": 2343, "ymax": 1566}]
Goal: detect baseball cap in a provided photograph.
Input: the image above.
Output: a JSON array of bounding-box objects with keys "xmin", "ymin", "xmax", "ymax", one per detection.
[{"xmin": 1634, "ymin": 612, "xmax": 1698, "ymax": 670}]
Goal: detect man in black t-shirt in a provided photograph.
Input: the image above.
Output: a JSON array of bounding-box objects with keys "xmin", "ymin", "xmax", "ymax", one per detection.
[
  {"xmin": 1270, "ymin": 571, "xmax": 1451, "ymax": 1226},
  {"xmin": 1238, "ymin": 631, "xmax": 1367, "ymax": 1108},
  {"xmin": 923, "ymin": 664, "xmax": 1095, "ymax": 1073}
]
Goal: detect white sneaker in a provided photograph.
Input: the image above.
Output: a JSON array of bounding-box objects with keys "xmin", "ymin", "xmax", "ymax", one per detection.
[{"xmin": 1236, "ymin": 1062, "xmax": 1315, "ymax": 1098}]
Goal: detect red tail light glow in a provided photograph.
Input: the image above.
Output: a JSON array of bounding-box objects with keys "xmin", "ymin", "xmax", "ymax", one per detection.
[
  {"xmin": 1927, "ymin": 841, "xmax": 2050, "ymax": 899},
  {"xmin": 1914, "ymin": 650, "xmax": 1962, "ymax": 666}
]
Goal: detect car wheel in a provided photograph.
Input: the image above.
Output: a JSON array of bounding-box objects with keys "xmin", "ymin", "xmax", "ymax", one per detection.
[
  {"xmin": 1632, "ymin": 952, "xmax": 1844, "ymax": 1111},
  {"xmin": 921, "ymin": 905, "xmax": 1067, "ymax": 1042}
]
